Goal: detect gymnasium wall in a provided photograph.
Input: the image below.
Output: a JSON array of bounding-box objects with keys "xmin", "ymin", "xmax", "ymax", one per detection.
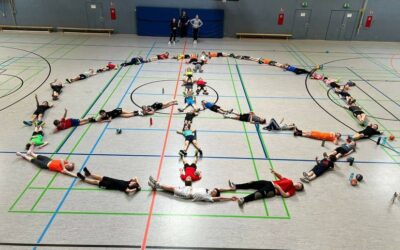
[{"xmin": 0, "ymin": 0, "xmax": 399, "ymax": 41}]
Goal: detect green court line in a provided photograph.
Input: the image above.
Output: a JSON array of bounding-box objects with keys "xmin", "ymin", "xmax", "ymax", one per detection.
[
  {"xmin": 288, "ymin": 43, "xmax": 399, "ymax": 164},
  {"xmin": 9, "ymin": 209, "xmax": 289, "ymax": 220},
  {"xmin": 9, "ymin": 43, "xmax": 139, "ymax": 212},
  {"xmin": 233, "ymin": 59, "xmax": 291, "ymax": 218},
  {"xmin": 8, "ymin": 40, "xmax": 92, "ymax": 212},
  {"xmin": 29, "ymin": 49, "xmax": 141, "ymax": 211},
  {"xmin": 226, "ymin": 58, "xmax": 269, "ymax": 216},
  {"xmin": 27, "ymin": 186, "xmax": 256, "ymax": 195}
]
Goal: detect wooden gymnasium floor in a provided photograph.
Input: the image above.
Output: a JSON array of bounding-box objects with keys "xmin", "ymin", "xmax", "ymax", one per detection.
[{"xmin": 0, "ymin": 32, "xmax": 399, "ymax": 250}]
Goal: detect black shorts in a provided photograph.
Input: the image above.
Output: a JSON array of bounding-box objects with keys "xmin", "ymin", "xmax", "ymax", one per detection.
[
  {"xmin": 185, "ymin": 113, "xmax": 196, "ymax": 122},
  {"xmin": 311, "ymin": 164, "xmax": 329, "ymax": 177},
  {"xmin": 268, "ymin": 61, "xmax": 277, "ymax": 66},
  {"xmin": 185, "ymin": 135, "xmax": 196, "ymax": 143},
  {"xmin": 79, "ymin": 74, "xmax": 88, "ymax": 80},
  {"xmin": 151, "ymin": 102, "xmax": 163, "ymax": 111},
  {"xmin": 335, "ymin": 147, "xmax": 349, "ymax": 155},
  {"xmin": 30, "ymin": 155, "xmax": 51, "ymax": 169},
  {"xmin": 239, "ymin": 113, "xmax": 250, "ymax": 122},
  {"xmin": 51, "ymin": 85, "xmax": 63, "ymax": 93},
  {"xmin": 33, "ymin": 105, "xmax": 48, "ymax": 116},
  {"xmin": 108, "ymin": 108, "xmax": 123, "ymax": 119},
  {"xmin": 32, "ymin": 131, "xmax": 44, "ymax": 137},
  {"xmin": 217, "ymin": 52, "xmax": 223, "ymax": 57},
  {"xmin": 329, "ymin": 82, "xmax": 340, "ymax": 89},
  {"xmin": 209, "ymin": 104, "xmax": 220, "ymax": 113},
  {"xmin": 99, "ymin": 176, "xmax": 129, "ymax": 192},
  {"xmin": 258, "ymin": 181, "xmax": 276, "ymax": 198},
  {"xmin": 352, "ymin": 110, "xmax": 364, "ymax": 117}
]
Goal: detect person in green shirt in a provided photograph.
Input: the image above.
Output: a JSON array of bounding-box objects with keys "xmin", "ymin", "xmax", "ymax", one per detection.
[{"xmin": 25, "ymin": 124, "xmax": 48, "ymax": 152}]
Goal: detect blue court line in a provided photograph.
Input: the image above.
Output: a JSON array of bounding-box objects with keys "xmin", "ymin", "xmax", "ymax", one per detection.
[
  {"xmin": 34, "ymin": 42, "xmax": 156, "ymax": 247},
  {"xmin": 5, "ymin": 151, "xmax": 397, "ymax": 165},
  {"xmin": 131, "ymin": 91, "xmax": 400, "ymax": 102}
]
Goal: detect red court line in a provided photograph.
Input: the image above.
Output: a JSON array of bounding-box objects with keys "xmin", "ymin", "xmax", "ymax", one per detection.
[{"xmin": 141, "ymin": 40, "xmax": 188, "ymax": 250}]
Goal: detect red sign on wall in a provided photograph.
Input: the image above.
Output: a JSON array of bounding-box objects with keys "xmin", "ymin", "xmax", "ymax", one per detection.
[
  {"xmin": 365, "ymin": 15, "xmax": 373, "ymax": 28},
  {"xmin": 277, "ymin": 13, "xmax": 285, "ymax": 25},
  {"xmin": 110, "ymin": 7, "xmax": 116, "ymax": 20}
]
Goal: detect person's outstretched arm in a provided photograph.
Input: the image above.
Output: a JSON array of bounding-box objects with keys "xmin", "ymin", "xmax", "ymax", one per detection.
[
  {"xmin": 35, "ymin": 94, "xmax": 39, "ymax": 107},
  {"xmin": 212, "ymin": 196, "xmax": 238, "ymax": 202},
  {"xmin": 63, "ymin": 108, "xmax": 68, "ymax": 119},
  {"xmin": 271, "ymin": 169, "xmax": 283, "ymax": 180},
  {"xmin": 62, "ymin": 169, "xmax": 77, "ymax": 178},
  {"xmin": 198, "ymin": 19, "xmax": 203, "ymax": 27}
]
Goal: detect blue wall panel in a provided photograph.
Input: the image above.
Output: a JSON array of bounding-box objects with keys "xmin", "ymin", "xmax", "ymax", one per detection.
[
  {"xmin": 136, "ymin": 7, "xmax": 180, "ymax": 36},
  {"xmin": 184, "ymin": 9, "xmax": 224, "ymax": 38}
]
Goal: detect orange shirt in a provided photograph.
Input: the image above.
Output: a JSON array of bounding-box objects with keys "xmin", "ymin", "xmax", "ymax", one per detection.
[
  {"xmin": 262, "ymin": 58, "xmax": 272, "ymax": 64},
  {"xmin": 208, "ymin": 52, "xmax": 218, "ymax": 58},
  {"xmin": 310, "ymin": 131, "xmax": 336, "ymax": 141},
  {"xmin": 48, "ymin": 159, "xmax": 67, "ymax": 172}
]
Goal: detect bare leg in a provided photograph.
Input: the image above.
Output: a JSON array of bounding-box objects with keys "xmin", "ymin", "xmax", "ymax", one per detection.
[
  {"xmin": 90, "ymin": 174, "xmax": 103, "ymax": 180},
  {"xmin": 308, "ymin": 173, "xmax": 317, "ymax": 181},
  {"xmin": 183, "ymin": 141, "xmax": 190, "ymax": 151},
  {"xmin": 192, "ymin": 140, "xmax": 201, "ymax": 151},
  {"xmin": 159, "ymin": 184, "xmax": 175, "ymax": 193},
  {"xmin": 302, "ymin": 131, "xmax": 311, "ymax": 137},
  {"xmin": 37, "ymin": 114, "xmax": 43, "ymax": 122},
  {"xmin": 16, "ymin": 152, "xmax": 33, "ymax": 161},
  {"xmin": 83, "ymin": 178, "xmax": 100, "ymax": 186},
  {"xmin": 79, "ymin": 118, "xmax": 90, "ymax": 125}
]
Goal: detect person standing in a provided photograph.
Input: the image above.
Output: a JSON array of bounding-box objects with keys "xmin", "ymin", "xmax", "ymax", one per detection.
[
  {"xmin": 178, "ymin": 11, "xmax": 189, "ymax": 38},
  {"xmin": 189, "ymin": 15, "xmax": 203, "ymax": 44},
  {"xmin": 169, "ymin": 18, "xmax": 178, "ymax": 45}
]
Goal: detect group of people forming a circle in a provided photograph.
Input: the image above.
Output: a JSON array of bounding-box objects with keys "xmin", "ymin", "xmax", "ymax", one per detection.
[{"xmin": 16, "ymin": 49, "xmax": 386, "ymax": 207}]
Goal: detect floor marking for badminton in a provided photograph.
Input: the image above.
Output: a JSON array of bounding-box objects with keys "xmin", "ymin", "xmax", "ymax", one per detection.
[
  {"xmin": 226, "ymin": 58, "xmax": 269, "ymax": 216},
  {"xmin": 290, "ymin": 43, "xmax": 400, "ymax": 164},
  {"xmin": 141, "ymin": 39, "xmax": 187, "ymax": 250},
  {"xmin": 33, "ymin": 45, "xmax": 154, "ymax": 248},
  {"xmin": 8, "ymin": 40, "xmax": 122, "ymax": 212}
]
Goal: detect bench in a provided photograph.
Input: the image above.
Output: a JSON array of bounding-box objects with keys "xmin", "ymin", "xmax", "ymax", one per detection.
[
  {"xmin": 0, "ymin": 25, "xmax": 54, "ymax": 32},
  {"xmin": 236, "ymin": 33, "xmax": 292, "ymax": 39},
  {"xmin": 58, "ymin": 27, "xmax": 114, "ymax": 35}
]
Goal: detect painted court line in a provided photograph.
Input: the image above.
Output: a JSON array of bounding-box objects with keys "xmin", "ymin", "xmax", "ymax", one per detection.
[
  {"xmin": 34, "ymin": 43, "xmax": 156, "ymax": 248},
  {"xmin": 1, "ymin": 151, "xmax": 397, "ymax": 165},
  {"xmin": 141, "ymin": 39, "xmax": 187, "ymax": 250}
]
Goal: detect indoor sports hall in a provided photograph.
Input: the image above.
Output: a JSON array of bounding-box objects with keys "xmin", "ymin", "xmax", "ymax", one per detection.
[{"xmin": 0, "ymin": 1, "xmax": 399, "ymax": 249}]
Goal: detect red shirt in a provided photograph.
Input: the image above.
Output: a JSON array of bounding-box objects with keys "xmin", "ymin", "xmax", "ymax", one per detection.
[
  {"xmin": 273, "ymin": 178, "xmax": 296, "ymax": 197},
  {"xmin": 180, "ymin": 164, "xmax": 201, "ymax": 181},
  {"xmin": 107, "ymin": 63, "xmax": 116, "ymax": 69},
  {"xmin": 48, "ymin": 159, "xmax": 67, "ymax": 173},
  {"xmin": 158, "ymin": 53, "xmax": 169, "ymax": 59},
  {"xmin": 196, "ymin": 79, "xmax": 206, "ymax": 86},
  {"xmin": 57, "ymin": 118, "xmax": 72, "ymax": 130}
]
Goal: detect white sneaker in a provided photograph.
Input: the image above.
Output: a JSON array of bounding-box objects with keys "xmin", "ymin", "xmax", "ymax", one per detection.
[
  {"xmin": 148, "ymin": 181, "xmax": 156, "ymax": 190},
  {"xmin": 168, "ymin": 41, "xmax": 171, "ymax": 46},
  {"xmin": 173, "ymin": 41, "xmax": 176, "ymax": 45},
  {"xmin": 193, "ymin": 40, "xmax": 197, "ymax": 44}
]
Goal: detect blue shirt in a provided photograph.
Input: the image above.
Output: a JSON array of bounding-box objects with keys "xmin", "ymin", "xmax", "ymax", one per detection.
[
  {"xmin": 287, "ymin": 65, "xmax": 297, "ymax": 72},
  {"xmin": 204, "ymin": 102, "xmax": 214, "ymax": 109}
]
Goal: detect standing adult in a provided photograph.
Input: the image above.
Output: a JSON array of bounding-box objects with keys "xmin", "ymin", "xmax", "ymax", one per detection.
[
  {"xmin": 178, "ymin": 11, "xmax": 189, "ymax": 38},
  {"xmin": 189, "ymin": 14, "xmax": 203, "ymax": 44},
  {"xmin": 169, "ymin": 17, "xmax": 178, "ymax": 45}
]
